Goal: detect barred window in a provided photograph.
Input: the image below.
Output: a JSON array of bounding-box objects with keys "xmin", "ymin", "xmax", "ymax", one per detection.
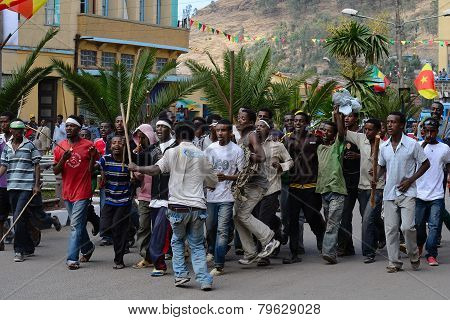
[
  {"xmin": 81, "ymin": 50, "xmax": 97, "ymax": 67},
  {"xmin": 156, "ymin": 58, "xmax": 168, "ymax": 72},
  {"xmin": 45, "ymin": 0, "xmax": 60, "ymax": 26},
  {"xmin": 102, "ymin": 52, "xmax": 116, "ymax": 69},
  {"xmin": 121, "ymin": 54, "xmax": 135, "ymax": 70}
]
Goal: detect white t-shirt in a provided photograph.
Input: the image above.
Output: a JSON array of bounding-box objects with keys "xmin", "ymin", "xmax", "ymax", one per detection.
[
  {"xmin": 416, "ymin": 141, "xmax": 450, "ymax": 201},
  {"xmin": 204, "ymin": 141, "xmax": 244, "ymax": 203}
]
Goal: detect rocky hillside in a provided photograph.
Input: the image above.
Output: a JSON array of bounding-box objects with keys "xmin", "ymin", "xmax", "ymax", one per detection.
[{"xmin": 178, "ymin": 0, "xmax": 439, "ymax": 75}]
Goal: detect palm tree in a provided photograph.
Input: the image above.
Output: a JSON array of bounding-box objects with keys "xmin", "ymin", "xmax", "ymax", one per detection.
[
  {"xmin": 186, "ymin": 48, "xmax": 273, "ymax": 119},
  {"xmin": 298, "ymin": 79, "xmax": 338, "ymax": 123},
  {"xmin": 53, "ymin": 48, "xmax": 203, "ymax": 129},
  {"xmin": 0, "ymin": 28, "xmax": 58, "ymax": 115},
  {"xmin": 363, "ymin": 88, "xmax": 421, "ymax": 121}
]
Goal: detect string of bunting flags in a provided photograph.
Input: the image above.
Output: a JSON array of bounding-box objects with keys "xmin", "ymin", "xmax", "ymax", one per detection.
[
  {"xmin": 189, "ymin": 18, "xmax": 286, "ymax": 44},
  {"xmin": 311, "ymin": 38, "xmax": 449, "ymax": 47}
]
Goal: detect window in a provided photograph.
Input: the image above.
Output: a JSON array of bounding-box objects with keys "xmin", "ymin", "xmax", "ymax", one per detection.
[
  {"xmin": 80, "ymin": 0, "xmax": 89, "ymax": 14},
  {"xmin": 102, "ymin": 52, "xmax": 116, "ymax": 69},
  {"xmin": 139, "ymin": 0, "xmax": 145, "ymax": 22},
  {"xmin": 156, "ymin": 0, "xmax": 161, "ymax": 24},
  {"xmin": 45, "ymin": 0, "xmax": 60, "ymax": 26},
  {"xmin": 121, "ymin": 54, "xmax": 134, "ymax": 70},
  {"xmin": 81, "ymin": 50, "xmax": 97, "ymax": 67},
  {"xmin": 102, "ymin": 0, "xmax": 109, "ymax": 16},
  {"xmin": 156, "ymin": 58, "xmax": 168, "ymax": 72}
]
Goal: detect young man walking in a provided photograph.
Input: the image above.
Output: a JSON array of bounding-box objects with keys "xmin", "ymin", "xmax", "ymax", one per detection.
[
  {"xmin": 255, "ymin": 119, "xmax": 293, "ymax": 265},
  {"xmin": 416, "ymin": 118, "xmax": 450, "ymax": 266},
  {"xmin": 316, "ymin": 108, "xmax": 347, "ymax": 264},
  {"xmin": 284, "ymin": 112, "xmax": 326, "ymax": 258},
  {"xmin": 232, "ymin": 109, "xmax": 280, "ymax": 265},
  {"xmin": 132, "ymin": 124, "xmax": 157, "ymax": 269},
  {"xmin": 0, "ymin": 119, "xmax": 41, "ymax": 262},
  {"xmin": 205, "ymin": 119, "xmax": 244, "ymax": 275},
  {"xmin": 374, "ymin": 112, "xmax": 430, "ymax": 273},
  {"xmin": 54, "ymin": 115, "xmax": 98, "ymax": 270},
  {"xmin": 129, "ymin": 122, "xmax": 217, "ymax": 291},
  {"xmin": 345, "ymin": 119, "xmax": 385, "ymax": 263},
  {"xmin": 97, "ymin": 136, "xmax": 133, "ymax": 269}
]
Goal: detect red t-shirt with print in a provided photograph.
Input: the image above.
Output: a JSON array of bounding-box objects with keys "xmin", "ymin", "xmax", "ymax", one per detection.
[{"xmin": 54, "ymin": 138, "xmax": 96, "ymax": 202}]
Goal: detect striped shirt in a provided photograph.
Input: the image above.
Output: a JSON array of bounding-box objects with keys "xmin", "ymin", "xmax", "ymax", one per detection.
[
  {"xmin": 0, "ymin": 137, "xmax": 41, "ymax": 191},
  {"xmin": 99, "ymin": 154, "xmax": 131, "ymax": 206}
]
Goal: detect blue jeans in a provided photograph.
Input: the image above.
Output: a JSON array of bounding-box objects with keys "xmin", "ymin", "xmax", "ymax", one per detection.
[
  {"xmin": 166, "ymin": 208, "xmax": 212, "ymax": 285},
  {"xmin": 65, "ymin": 199, "xmax": 94, "ymax": 264},
  {"xmin": 358, "ymin": 189, "xmax": 384, "ymax": 257},
  {"xmin": 206, "ymin": 202, "xmax": 234, "ymax": 269},
  {"xmin": 321, "ymin": 192, "xmax": 345, "ymax": 258},
  {"xmin": 416, "ymin": 198, "xmax": 443, "ymax": 258}
]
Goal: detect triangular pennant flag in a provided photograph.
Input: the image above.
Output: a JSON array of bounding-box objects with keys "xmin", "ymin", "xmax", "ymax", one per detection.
[
  {"xmin": 312, "ymin": 38, "xmax": 317, "ymax": 43},
  {"xmin": 189, "ymin": 19, "xmax": 194, "ymax": 27},
  {"xmin": 211, "ymin": 28, "xmax": 215, "ymax": 34},
  {"xmin": 439, "ymin": 41, "xmax": 444, "ymax": 47},
  {"xmin": 227, "ymin": 34, "xmax": 231, "ymax": 41},
  {"xmin": 414, "ymin": 64, "xmax": 438, "ymax": 100},
  {"xmin": 216, "ymin": 30, "xmax": 220, "ymax": 35},
  {"xmin": 202, "ymin": 24, "xmax": 206, "ymax": 32},
  {"xmin": 401, "ymin": 40, "xmax": 406, "ymax": 45},
  {"xmin": 446, "ymin": 41, "xmax": 449, "ymax": 46},
  {"xmin": 198, "ymin": 23, "xmax": 202, "ymax": 30}
]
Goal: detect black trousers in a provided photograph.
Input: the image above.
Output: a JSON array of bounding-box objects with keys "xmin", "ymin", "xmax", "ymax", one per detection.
[
  {"xmin": 337, "ymin": 187, "xmax": 359, "ymax": 254},
  {"xmin": 287, "ymin": 188, "xmax": 325, "ymax": 255},
  {"xmin": 9, "ymin": 190, "xmax": 35, "ymax": 254},
  {"xmin": 100, "ymin": 204, "xmax": 131, "ymax": 265},
  {"xmin": 252, "ymin": 191, "xmax": 282, "ymax": 239}
]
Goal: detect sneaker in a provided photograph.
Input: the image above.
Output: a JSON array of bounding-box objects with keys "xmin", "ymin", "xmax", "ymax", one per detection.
[
  {"xmin": 210, "ymin": 268, "xmax": 224, "ymax": 276},
  {"xmin": 322, "ymin": 254, "xmax": 337, "ymax": 265},
  {"xmin": 238, "ymin": 255, "xmax": 259, "ymax": 265},
  {"xmin": 257, "ymin": 257, "xmax": 271, "ymax": 267},
  {"xmin": 52, "ymin": 216, "xmax": 62, "ymax": 232},
  {"xmin": 282, "ymin": 254, "xmax": 302, "ymax": 264},
  {"xmin": 426, "ymin": 256, "xmax": 439, "ymax": 266},
  {"xmin": 399, "ymin": 243, "xmax": 407, "ymax": 254},
  {"xmin": 132, "ymin": 259, "xmax": 153, "ymax": 269},
  {"xmin": 363, "ymin": 256, "xmax": 375, "ymax": 264},
  {"xmin": 151, "ymin": 268, "xmax": 166, "ymax": 277},
  {"xmin": 67, "ymin": 262, "xmax": 80, "ymax": 270},
  {"xmin": 174, "ymin": 277, "xmax": 190, "ymax": 287},
  {"xmin": 235, "ymin": 248, "xmax": 244, "ymax": 256},
  {"xmin": 377, "ymin": 240, "xmax": 386, "ymax": 250},
  {"xmin": 386, "ymin": 265, "xmax": 402, "ymax": 273},
  {"xmin": 201, "ymin": 283, "xmax": 212, "ymax": 291},
  {"xmin": 206, "ymin": 253, "xmax": 214, "ymax": 263},
  {"xmin": 411, "ymin": 259, "xmax": 420, "ymax": 271},
  {"xmin": 80, "ymin": 245, "xmax": 95, "ymax": 263},
  {"xmin": 100, "ymin": 238, "xmax": 113, "ymax": 246},
  {"xmin": 24, "ymin": 252, "xmax": 35, "ymax": 257},
  {"xmin": 14, "ymin": 252, "xmax": 24, "ymax": 262},
  {"xmin": 258, "ymin": 239, "xmax": 280, "ymax": 258}
]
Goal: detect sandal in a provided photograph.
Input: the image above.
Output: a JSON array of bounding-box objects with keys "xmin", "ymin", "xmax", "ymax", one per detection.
[{"xmin": 113, "ymin": 263, "xmax": 126, "ymax": 270}]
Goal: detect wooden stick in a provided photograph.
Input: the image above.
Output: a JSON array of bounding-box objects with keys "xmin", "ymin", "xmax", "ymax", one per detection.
[
  {"xmin": 17, "ymin": 95, "xmax": 24, "ymax": 118},
  {"xmin": 126, "ymin": 49, "xmax": 142, "ymax": 124},
  {"xmin": 370, "ymin": 135, "xmax": 381, "ymax": 208},
  {"xmin": 229, "ymin": 51, "xmax": 235, "ymax": 122},
  {"xmin": 25, "ymin": 125, "xmax": 67, "ymax": 152},
  {"xmin": 120, "ymin": 103, "xmax": 132, "ymax": 165},
  {"xmin": 0, "ymin": 192, "xmax": 38, "ymax": 244},
  {"xmin": 61, "ymin": 79, "xmax": 68, "ymax": 118}
]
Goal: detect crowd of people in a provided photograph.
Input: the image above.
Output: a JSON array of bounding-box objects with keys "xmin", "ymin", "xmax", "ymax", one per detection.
[{"xmin": 0, "ymin": 101, "xmax": 449, "ymax": 291}]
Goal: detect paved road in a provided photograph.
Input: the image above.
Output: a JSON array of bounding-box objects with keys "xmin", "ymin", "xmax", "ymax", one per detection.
[{"xmin": 1, "ymin": 204, "xmax": 450, "ymax": 300}]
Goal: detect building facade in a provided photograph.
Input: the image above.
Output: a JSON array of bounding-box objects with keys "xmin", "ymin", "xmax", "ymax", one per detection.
[{"xmin": 2, "ymin": 0, "xmax": 188, "ymax": 129}]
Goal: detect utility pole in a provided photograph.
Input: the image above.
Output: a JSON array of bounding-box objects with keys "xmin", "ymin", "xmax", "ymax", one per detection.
[
  {"xmin": 0, "ymin": 12, "xmax": 3, "ymax": 90},
  {"xmin": 395, "ymin": 0, "xmax": 404, "ymax": 88},
  {"xmin": 229, "ymin": 51, "xmax": 235, "ymax": 122}
]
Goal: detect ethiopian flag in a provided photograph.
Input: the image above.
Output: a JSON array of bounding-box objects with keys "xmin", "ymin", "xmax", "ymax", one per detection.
[
  {"xmin": 368, "ymin": 65, "xmax": 390, "ymax": 92},
  {"xmin": 0, "ymin": 0, "xmax": 27, "ymax": 11},
  {"xmin": 414, "ymin": 63, "xmax": 438, "ymax": 100},
  {"xmin": 9, "ymin": 0, "xmax": 47, "ymax": 19}
]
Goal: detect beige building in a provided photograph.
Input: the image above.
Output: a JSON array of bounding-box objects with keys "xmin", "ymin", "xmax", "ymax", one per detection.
[
  {"xmin": 2, "ymin": 0, "xmax": 189, "ymax": 130},
  {"xmin": 438, "ymin": 0, "xmax": 450, "ymax": 73}
]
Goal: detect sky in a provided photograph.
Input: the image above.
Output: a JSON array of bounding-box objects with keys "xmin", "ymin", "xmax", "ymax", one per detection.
[{"xmin": 177, "ymin": 0, "xmax": 212, "ymax": 19}]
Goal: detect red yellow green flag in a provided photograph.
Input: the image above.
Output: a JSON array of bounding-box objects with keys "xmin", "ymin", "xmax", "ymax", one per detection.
[
  {"xmin": 414, "ymin": 63, "xmax": 438, "ymax": 100},
  {"xmin": 9, "ymin": 0, "xmax": 47, "ymax": 19},
  {"xmin": 0, "ymin": 0, "xmax": 27, "ymax": 11}
]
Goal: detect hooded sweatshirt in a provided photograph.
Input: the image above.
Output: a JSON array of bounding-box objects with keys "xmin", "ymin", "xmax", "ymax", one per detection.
[{"xmin": 133, "ymin": 124, "xmax": 157, "ymax": 202}]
